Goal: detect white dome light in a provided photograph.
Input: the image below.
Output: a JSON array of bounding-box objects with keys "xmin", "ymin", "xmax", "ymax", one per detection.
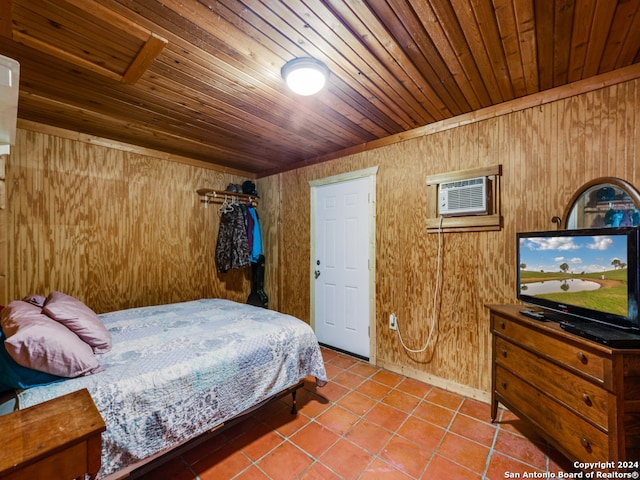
[{"xmin": 281, "ymin": 58, "xmax": 330, "ymax": 96}]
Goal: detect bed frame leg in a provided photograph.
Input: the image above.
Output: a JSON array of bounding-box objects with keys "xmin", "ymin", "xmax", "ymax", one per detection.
[{"xmin": 291, "ymin": 390, "xmax": 298, "ymax": 414}]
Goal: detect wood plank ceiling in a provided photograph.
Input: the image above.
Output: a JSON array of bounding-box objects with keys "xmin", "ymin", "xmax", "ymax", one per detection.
[{"xmin": 0, "ymin": 0, "xmax": 639, "ymax": 176}]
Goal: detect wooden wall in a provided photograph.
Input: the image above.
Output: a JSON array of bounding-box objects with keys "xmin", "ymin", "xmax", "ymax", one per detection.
[
  {"xmin": 3, "ymin": 73, "xmax": 639, "ymax": 400},
  {"xmin": 262, "ymin": 77, "xmax": 640, "ymax": 397},
  {"xmin": 5, "ymin": 126, "xmax": 255, "ymax": 313}
]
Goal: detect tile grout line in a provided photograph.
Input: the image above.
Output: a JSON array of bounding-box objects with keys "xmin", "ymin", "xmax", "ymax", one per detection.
[
  {"xmin": 142, "ymin": 347, "xmax": 565, "ymax": 479},
  {"xmin": 312, "ymin": 349, "xmax": 547, "ymax": 478},
  {"xmin": 315, "ymin": 351, "xmax": 404, "ymax": 479},
  {"xmin": 324, "ymin": 350, "xmax": 469, "ymax": 479},
  {"xmin": 339, "ymin": 357, "xmax": 450, "ymax": 479},
  {"xmin": 222, "ymin": 348, "xmax": 549, "ymax": 480},
  {"xmin": 331, "ymin": 349, "xmax": 523, "ymax": 479},
  {"xmin": 482, "ymin": 407, "xmax": 504, "ymax": 480},
  {"xmin": 224, "ymin": 352, "xmax": 375, "ymax": 480},
  {"xmin": 294, "ymin": 357, "xmax": 382, "ymax": 479},
  {"xmin": 178, "ymin": 453, "xmax": 201, "ymax": 480},
  {"xmin": 323, "ymin": 353, "xmax": 389, "ymax": 479}
]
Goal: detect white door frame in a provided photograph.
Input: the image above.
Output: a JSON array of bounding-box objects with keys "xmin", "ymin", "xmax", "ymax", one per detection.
[{"xmin": 309, "ymin": 166, "xmax": 378, "ymax": 364}]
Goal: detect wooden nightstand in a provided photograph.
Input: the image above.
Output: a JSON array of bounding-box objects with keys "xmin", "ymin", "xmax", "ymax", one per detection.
[{"xmin": 0, "ymin": 388, "xmax": 106, "ymax": 480}]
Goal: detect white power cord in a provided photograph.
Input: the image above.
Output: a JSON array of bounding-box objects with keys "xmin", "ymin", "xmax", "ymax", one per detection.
[{"xmin": 395, "ymin": 216, "xmax": 444, "ymax": 353}]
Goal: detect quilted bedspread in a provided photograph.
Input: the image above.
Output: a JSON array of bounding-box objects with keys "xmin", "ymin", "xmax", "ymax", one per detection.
[{"xmin": 17, "ymin": 299, "xmax": 328, "ymax": 478}]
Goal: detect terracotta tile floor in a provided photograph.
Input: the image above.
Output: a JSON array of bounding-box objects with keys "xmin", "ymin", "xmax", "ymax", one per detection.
[{"xmin": 139, "ymin": 347, "xmax": 574, "ymax": 479}]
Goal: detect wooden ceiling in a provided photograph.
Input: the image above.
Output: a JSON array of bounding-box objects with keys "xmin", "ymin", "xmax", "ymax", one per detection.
[{"xmin": 0, "ymin": 0, "xmax": 639, "ymax": 176}]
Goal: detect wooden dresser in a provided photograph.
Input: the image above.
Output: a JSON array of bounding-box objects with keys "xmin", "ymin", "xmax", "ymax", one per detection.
[
  {"xmin": 488, "ymin": 304, "xmax": 640, "ymax": 462},
  {"xmin": 0, "ymin": 388, "xmax": 105, "ymax": 480}
]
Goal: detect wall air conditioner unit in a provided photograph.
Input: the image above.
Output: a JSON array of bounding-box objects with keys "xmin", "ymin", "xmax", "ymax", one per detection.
[{"xmin": 438, "ymin": 176, "xmax": 490, "ymax": 217}]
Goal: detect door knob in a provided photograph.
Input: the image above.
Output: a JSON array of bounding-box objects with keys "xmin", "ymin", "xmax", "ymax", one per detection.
[{"xmin": 314, "ymin": 270, "xmax": 321, "ymax": 279}]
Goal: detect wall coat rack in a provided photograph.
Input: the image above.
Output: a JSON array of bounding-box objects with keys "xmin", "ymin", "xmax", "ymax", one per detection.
[{"xmin": 196, "ymin": 188, "xmax": 259, "ymax": 209}]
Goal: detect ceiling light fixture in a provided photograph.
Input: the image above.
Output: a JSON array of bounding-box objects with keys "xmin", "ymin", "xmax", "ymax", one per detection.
[{"xmin": 281, "ymin": 57, "xmax": 330, "ymax": 96}]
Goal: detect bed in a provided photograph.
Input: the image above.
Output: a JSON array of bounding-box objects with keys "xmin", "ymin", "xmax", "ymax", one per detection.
[{"xmin": 0, "ymin": 297, "xmax": 328, "ymax": 479}]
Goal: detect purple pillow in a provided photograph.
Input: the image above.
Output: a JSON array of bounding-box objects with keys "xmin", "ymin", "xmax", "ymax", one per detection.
[
  {"xmin": 0, "ymin": 300, "xmax": 102, "ymax": 377},
  {"xmin": 0, "ymin": 330, "xmax": 64, "ymax": 391},
  {"xmin": 43, "ymin": 292, "xmax": 112, "ymax": 354},
  {"xmin": 22, "ymin": 294, "xmax": 46, "ymax": 308}
]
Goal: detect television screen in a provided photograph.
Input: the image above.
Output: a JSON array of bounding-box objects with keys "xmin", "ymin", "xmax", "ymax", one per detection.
[{"xmin": 517, "ymin": 227, "xmax": 640, "ymax": 331}]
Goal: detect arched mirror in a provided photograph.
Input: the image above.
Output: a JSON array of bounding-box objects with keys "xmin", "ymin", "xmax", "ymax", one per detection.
[{"xmin": 562, "ymin": 177, "xmax": 640, "ymax": 229}]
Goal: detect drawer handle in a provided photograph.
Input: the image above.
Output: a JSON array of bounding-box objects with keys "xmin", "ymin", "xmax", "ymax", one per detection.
[
  {"xmin": 576, "ymin": 351, "xmax": 588, "ymax": 364},
  {"xmin": 501, "ymin": 381, "xmax": 507, "ymax": 390},
  {"xmin": 580, "ymin": 437, "xmax": 592, "ymax": 451},
  {"xmin": 502, "ymin": 349, "xmax": 507, "ymax": 358},
  {"xmin": 499, "ymin": 320, "xmax": 506, "ymax": 329},
  {"xmin": 582, "ymin": 393, "xmax": 592, "ymax": 406}
]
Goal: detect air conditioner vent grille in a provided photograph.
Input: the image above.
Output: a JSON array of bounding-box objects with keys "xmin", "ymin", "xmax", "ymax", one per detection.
[
  {"xmin": 439, "ymin": 176, "xmax": 489, "ymax": 217},
  {"xmin": 440, "ymin": 177, "xmax": 485, "ymax": 190},
  {"xmin": 447, "ymin": 187, "xmax": 484, "ymax": 210}
]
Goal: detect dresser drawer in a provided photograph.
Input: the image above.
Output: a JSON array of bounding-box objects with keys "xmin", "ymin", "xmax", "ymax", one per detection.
[
  {"xmin": 495, "ymin": 365, "xmax": 610, "ymax": 462},
  {"xmin": 495, "ymin": 337, "xmax": 611, "ymax": 430},
  {"xmin": 493, "ymin": 314, "xmax": 610, "ymax": 384}
]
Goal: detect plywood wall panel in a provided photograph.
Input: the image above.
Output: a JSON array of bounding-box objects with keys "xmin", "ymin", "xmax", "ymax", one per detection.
[
  {"xmin": 272, "ymin": 77, "xmax": 640, "ymax": 393},
  {"xmin": 621, "ymin": 82, "xmax": 638, "ymax": 180},
  {"xmin": 277, "ymin": 170, "xmax": 312, "ymax": 320},
  {"xmin": 255, "ymin": 174, "xmax": 281, "ymax": 311},
  {"xmin": 7, "ymin": 129, "xmax": 252, "ymax": 313}
]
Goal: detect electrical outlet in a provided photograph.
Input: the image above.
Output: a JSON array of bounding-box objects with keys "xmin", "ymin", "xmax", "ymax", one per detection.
[{"xmin": 389, "ymin": 313, "xmax": 397, "ymax": 330}]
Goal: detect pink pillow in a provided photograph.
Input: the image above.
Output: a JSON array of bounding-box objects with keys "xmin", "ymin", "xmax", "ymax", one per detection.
[
  {"xmin": 0, "ymin": 301, "xmax": 102, "ymax": 377},
  {"xmin": 22, "ymin": 294, "xmax": 46, "ymax": 308},
  {"xmin": 43, "ymin": 292, "xmax": 112, "ymax": 354}
]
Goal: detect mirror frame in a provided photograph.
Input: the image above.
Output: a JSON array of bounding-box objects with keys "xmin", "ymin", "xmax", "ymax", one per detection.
[{"xmin": 562, "ymin": 177, "xmax": 640, "ymax": 229}]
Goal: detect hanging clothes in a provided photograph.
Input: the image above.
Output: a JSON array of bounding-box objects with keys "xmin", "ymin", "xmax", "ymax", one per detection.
[
  {"xmin": 246, "ymin": 206, "xmax": 254, "ymax": 255},
  {"xmin": 215, "ymin": 203, "xmax": 250, "ymax": 273},
  {"xmin": 248, "ymin": 206, "xmax": 263, "ymax": 262}
]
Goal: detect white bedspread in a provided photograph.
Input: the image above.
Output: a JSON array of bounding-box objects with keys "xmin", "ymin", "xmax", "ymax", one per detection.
[{"xmin": 17, "ymin": 299, "xmax": 327, "ymax": 478}]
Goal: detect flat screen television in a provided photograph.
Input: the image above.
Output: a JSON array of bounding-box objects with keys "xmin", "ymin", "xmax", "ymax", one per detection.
[{"xmin": 517, "ymin": 227, "xmax": 640, "ymax": 332}]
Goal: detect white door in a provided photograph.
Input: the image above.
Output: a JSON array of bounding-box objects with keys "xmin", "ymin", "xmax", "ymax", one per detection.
[{"xmin": 312, "ymin": 176, "xmax": 372, "ymax": 358}]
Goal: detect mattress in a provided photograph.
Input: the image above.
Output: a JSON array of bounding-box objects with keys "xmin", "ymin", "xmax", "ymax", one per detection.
[{"xmin": 17, "ymin": 299, "xmax": 327, "ymax": 478}]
